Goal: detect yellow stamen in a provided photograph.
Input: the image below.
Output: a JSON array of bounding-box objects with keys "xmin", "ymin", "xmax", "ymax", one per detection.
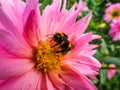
[{"xmin": 35, "ymin": 41, "xmax": 63, "ymax": 72}]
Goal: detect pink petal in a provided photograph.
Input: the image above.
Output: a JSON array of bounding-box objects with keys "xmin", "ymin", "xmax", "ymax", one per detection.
[
  {"xmin": 40, "ymin": 73, "xmax": 47, "ymax": 90},
  {"xmin": 0, "ymin": 46, "xmax": 14, "ymax": 58},
  {"xmin": 0, "ymin": 0, "xmax": 25, "ymax": 33},
  {"xmin": 67, "ymin": 12, "xmax": 92, "ymax": 36},
  {"xmin": 22, "ymin": 0, "xmax": 38, "ymax": 26},
  {"xmin": 58, "ymin": 2, "xmax": 86, "ymax": 34},
  {"xmin": 82, "ymin": 45, "xmax": 98, "ymax": 55},
  {"xmin": 64, "ymin": 12, "xmax": 92, "ymax": 41},
  {"xmin": 109, "ymin": 18, "xmax": 120, "ymax": 41},
  {"xmin": 60, "ymin": 65, "xmax": 97, "ymax": 90},
  {"xmin": 0, "ymin": 80, "xmax": 5, "ymax": 85},
  {"xmin": 0, "ymin": 22, "xmax": 5, "ymax": 30},
  {"xmin": 64, "ymin": 59, "xmax": 98, "ymax": 79},
  {"xmin": 84, "ymin": 44, "xmax": 98, "ymax": 51},
  {"xmin": 39, "ymin": 0, "xmax": 62, "ymax": 38},
  {"xmin": 61, "ymin": 0, "xmax": 66, "ymax": 12},
  {"xmin": 0, "ymin": 6, "xmax": 32, "ymax": 57},
  {"xmin": 72, "ymin": 54, "xmax": 101, "ymax": 69},
  {"xmin": 72, "ymin": 12, "xmax": 92, "ymax": 39},
  {"xmin": 74, "ymin": 64, "xmax": 99, "ymax": 80},
  {"xmin": 71, "ymin": 32, "xmax": 92, "ymax": 56},
  {"xmin": 108, "ymin": 64, "xmax": 116, "ymax": 79},
  {"xmin": 0, "ymin": 7, "xmax": 20, "ymax": 36},
  {"xmin": 45, "ymin": 74, "xmax": 55, "ymax": 90},
  {"xmin": 0, "ymin": 29, "xmax": 32, "ymax": 57},
  {"xmin": 40, "ymin": 73, "xmax": 55, "ymax": 90},
  {"xmin": 23, "ymin": 10, "xmax": 39, "ymax": 47},
  {"xmin": 91, "ymin": 35, "xmax": 101, "ymax": 41},
  {"xmin": 39, "ymin": 0, "xmax": 87, "ymax": 38},
  {"xmin": 0, "ymin": 58, "xmax": 34, "ymax": 80},
  {"xmin": 0, "ymin": 69, "xmax": 40, "ymax": 90},
  {"xmin": 67, "ymin": 12, "xmax": 92, "ymax": 42},
  {"xmin": 48, "ymin": 72, "xmax": 72, "ymax": 90}
]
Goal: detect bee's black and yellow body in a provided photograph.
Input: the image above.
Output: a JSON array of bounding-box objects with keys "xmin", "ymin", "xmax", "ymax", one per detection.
[{"xmin": 51, "ymin": 32, "xmax": 73, "ymax": 54}]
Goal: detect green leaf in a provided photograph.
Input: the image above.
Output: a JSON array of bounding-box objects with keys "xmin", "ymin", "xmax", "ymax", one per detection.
[
  {"xmin": 91, "ymin": 0, "xmax": 104, "ymax": 6},
  {"xmin": 100, "ymin": 70, "xmax": 107, "ymax": 84},
  {"xmin": 103, "ymin": 56, "xmax": 120, "ymax": 66},
  {"xmin": 100, "ymin": 39, "xmax": 109, "ymax": 55}
]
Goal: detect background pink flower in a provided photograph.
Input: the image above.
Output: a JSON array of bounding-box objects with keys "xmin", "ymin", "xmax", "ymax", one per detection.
[
  {"xmin": 109, "ymin": 18, "xmax": 120, "ymax": 41},
  {"xmin": 0, "ymin": 0, "xmax": 101, "ymax": 90},
  {"xmin": 104, "ymin": 3, "xmax": 120, "ymax": 23},
  {"xmin": 107, "ymin": 64, "xmax": 116, "ymax": 79}
]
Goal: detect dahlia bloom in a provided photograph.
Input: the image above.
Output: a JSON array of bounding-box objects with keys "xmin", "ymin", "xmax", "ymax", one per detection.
[
  {"xmin": 104, "ymin": 3, "xmax": 120, "ymax": 23},
  {"xmin": 109, "ymin": 19, "xmax": 120, "ymax": 41},
  {"xmin": 107, "ymin": 64, "xmax": 116, "ymax": 79},
  {"xmin": 0, "ymin": 0, "xmax": 101, "ymax": 90}
]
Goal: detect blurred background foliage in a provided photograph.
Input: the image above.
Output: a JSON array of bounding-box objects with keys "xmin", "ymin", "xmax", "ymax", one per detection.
[
  {"xmin": 23, "ymin": 0, "xmax": 120, "ymax": 89},
  {"xmin": 82, "ymin": 0, "xmax": 120, "ymax": 90}
]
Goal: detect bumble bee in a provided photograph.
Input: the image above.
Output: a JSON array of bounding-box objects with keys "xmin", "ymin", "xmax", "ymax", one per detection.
[{"xmin": 48, "ymin": 32, "xmax": 73, "ymax": 54}]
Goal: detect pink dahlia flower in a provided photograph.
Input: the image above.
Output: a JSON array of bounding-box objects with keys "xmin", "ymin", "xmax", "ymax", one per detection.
[
  {"xmin": 104, "ymin": 3, "xmax": 120, "ymax": 23},
  {"xmin": 109, "ymin": 19, "xmax": 120, "ymax": 41},
  {"xmin": 107, "ymin": 64, "xmax": 116, "ymax": 79},
  {"xmin": 0, "ymin": 0, "xmax": 101, "ymax": 90}
]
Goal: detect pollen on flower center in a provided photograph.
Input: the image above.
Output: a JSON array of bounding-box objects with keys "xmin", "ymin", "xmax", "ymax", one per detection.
[{"xmin": 34, "ymin": 41, "xmax": 63, "ymax": 72}]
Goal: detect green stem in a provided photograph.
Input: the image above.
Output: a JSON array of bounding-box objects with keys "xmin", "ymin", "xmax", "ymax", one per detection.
[{"xmin": 101, "ymin": 67, "xmax": 120, "ymax": 70}]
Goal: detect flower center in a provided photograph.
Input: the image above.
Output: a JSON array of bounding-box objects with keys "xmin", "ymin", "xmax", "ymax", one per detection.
[
  {"xmin": 34, "ymin": 41, "xmax": 63, "ymax": 72},
  {"xmin": 111, "ymin": 10, "xmax": 120, "ymax": 18}
]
